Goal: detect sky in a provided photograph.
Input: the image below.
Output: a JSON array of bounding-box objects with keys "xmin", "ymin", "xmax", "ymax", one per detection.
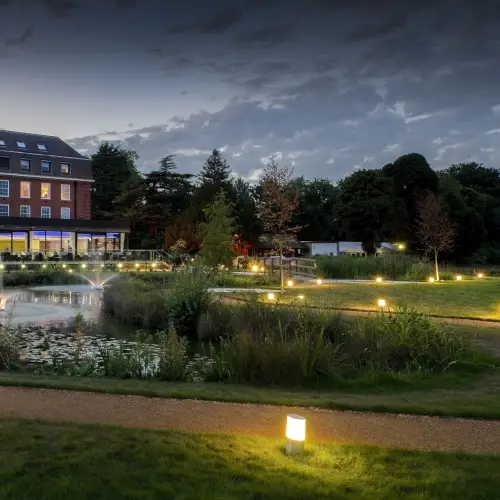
[{"xmin": 2, "ymin": 0, "xmax": 500, "ymax": 182}]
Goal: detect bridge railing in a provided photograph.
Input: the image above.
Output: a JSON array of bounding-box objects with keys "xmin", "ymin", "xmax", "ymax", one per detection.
[{"xmin": 252, "ymin": 257, "xmax": 317, "ymax": 278}]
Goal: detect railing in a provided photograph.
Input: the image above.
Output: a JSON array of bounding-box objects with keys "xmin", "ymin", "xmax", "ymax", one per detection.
[{"xmin": 253, "ymin": 257, "xmax": 317, "ymax": 278}]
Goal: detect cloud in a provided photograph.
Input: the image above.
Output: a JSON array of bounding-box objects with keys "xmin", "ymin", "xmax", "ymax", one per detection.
[
  {"xmin": 5, "ymin": 26, "xmax": 34, "ymax": 46},
  {"xmin": 492, "ymin": 104, "xmax": 500, "ymax": 114},
  {"xmin": 234, "ymin": 23, "xmax": 295, "ymax": 47},
  {"xmin": 114, "ymin": 0, "xmax": 136, "ymax": 7},
  {"xmin": 170, "ymin": 148, "xmax": 212, "ymax": 157},
  {"xmin": 169, "ymin": 7, "xmax": 241, "ymax": 34},
  {"xmin": 383, "ymin": 143, "xmax": 401, "ymax": 153},
  {"xmin": 42, "ymin": 0, "xmax": 80, "ymax": 18},
  {"xmin": 486, "ymin": 129, "xmax": 500, "ymax": 135}
]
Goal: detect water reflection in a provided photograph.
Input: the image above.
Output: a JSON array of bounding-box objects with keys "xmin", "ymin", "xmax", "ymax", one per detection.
[{"xmin": 15, "ymin": 289, "xmax": 102, "ymax": 309}]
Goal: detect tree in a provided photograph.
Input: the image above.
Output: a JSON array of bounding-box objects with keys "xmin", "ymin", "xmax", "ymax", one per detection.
[
  {"xmin": 199, "ymin": 149, "xmax": 231, "ymax": 186},
  {"xmin": 445, "ymin": 162, "xmax": 500, "ymax": 198},
  {"xmin": 198, "ymin": 190, "xmax": 235, "ymax": 269},
  {"xmin": 336, "ymin": 169, "xmax": 408, "ymax": 254},
  {"xmin": 256, "ymin": 155, "xmax": 300, "ymax": 290},
  {"xmin": 232, "ymin": 177, "xmax": 260, "ymax": 249},
  {"xmin": 415, "ymin": 191, "xmax": 456, "ymax": 281},
  {"xmin": 91, "ymin": 142, "xmax": 142, "ymax": 220}
]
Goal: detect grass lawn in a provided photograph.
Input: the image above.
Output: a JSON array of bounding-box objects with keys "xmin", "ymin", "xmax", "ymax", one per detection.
[
  {"xmin": 271, "ymin": 279, "xmax": 500, "ymax": 320},
  {"xmin": 0, "ymin": 418, "xmax": 499, "ymax": 500},
  {"xmin": 2, "ymin": 362, "xmax": 500, "ymax": 419}
]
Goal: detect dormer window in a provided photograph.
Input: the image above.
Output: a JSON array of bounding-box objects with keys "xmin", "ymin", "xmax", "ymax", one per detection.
[
  {"xmin": 0, "ymin": 140, "xmax": 5, "ymax": 147},
  {"xmin": 16, "ymin": 141, "xmax": 27, "ymax": 149},
  {"xmin": 37, "ymin": 144, "xmax": 47, "ymax": 151}
]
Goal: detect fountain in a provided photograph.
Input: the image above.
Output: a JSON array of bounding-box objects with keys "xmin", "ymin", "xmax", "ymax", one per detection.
[{"xmin": 73, "ymin": 254, "xmax": 118, "ymax": 291}]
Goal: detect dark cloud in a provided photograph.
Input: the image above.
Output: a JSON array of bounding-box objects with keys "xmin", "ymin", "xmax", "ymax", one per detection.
[
  {"xmin": 114, "ymin": 0, "xmax": 136, "ymax": 8},
  {"xmin": 234, "ymin": 23, "xmax": 296, "ymax": 48},
  {"xmin": 5, "ymin": 26, "xmax": 34, "ymax": 46},
  {"xmin": 169, "ymin": 7, "xmax": 241, "ymax": 34},
  {"xmin": 42, "ymin": 0, "xmax": 80, "ymax": 18}
]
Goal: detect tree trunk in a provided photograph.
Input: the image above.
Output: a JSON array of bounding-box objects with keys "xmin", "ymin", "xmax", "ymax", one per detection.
[
  {"xmin": 279, "ymin": 249, "xmax": 284, "ymax": 292},
  {"xmin": 434, "ymin": 248, "xmax": 439, "ymax": 281}
]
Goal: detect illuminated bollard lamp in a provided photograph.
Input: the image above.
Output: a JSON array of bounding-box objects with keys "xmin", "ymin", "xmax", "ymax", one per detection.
[{"xmin": 285, "ymin": 414, "xmax": 306, "ymax": 456}]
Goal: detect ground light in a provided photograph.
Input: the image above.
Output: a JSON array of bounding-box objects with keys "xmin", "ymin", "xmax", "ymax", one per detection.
[
  {"xmin": 42, "ymin": 264, "xmax": 46, "ymax": 269},
  {"xmin": 62, "ymin": 264, "xmax": 66, "ymax": 268},
  {"xmin": 478, "ymin": 273, "xmax": 484, "ymax": 278},
  {"xmin": 252, "ymin": 265, "xmax": 259, "ymax": 272},
  {"xmin": 21, "ymin": 264, "xmax": 26, "ymax": 269},
  {"xmin": 135, "ymin": 263, "xmax": 140, "ymax": 268},
  {"xmin": 117, "ymin": 263, "xmax": 123, "ymax": 269},
  {"xmin": 81, "ymin": 263, "xmax": 87, "ymax": 269},
  {"xmin": 285, "ymin": 414, "xmax": 306, "ymax": 456},
  {"xmin": 456, "ymin": 275, "xmax": 462, "ymax": 281},
  {"xmin": 101, "ymin": 264, "xmax": 105, "ymax": 268},
  {"xmin": 287, "ymin": 280, "xmax": 294, "ymax": 287},
  {"xmin": 316, "ymin": 279, "xmax": 323, "ymax": 285},
  {"xmin": 68, "ymin": 269, "xmax": 73, "ymax": 274},
  {"xmin": 267, "ymin": 292, "xmax": 275, "ymax": 301},
  {"xmin": 428, "ymin": 277, "xmax": 435, "ymax": 283},
  {"xmin": 260, "ymin": 266, "xmax": 265, "ymax": 272},
  {"xmin": 152, "ymin": 262, "xmax": 157, "ymax": 268},
  {"xmin": 375, "ymin": 276, "xmax": 383, "ymax": 283},
  {"xmin": 297, "ymin": 295, "xmax": 304, "ymax": 300},
  {"xmin": 377, "ymin": 298, "xmax": 386, "ymax": 307},
  {"xmin": 0, "ymin": 264, "xmax": 4, "ymax": 270},
  {"xmin": 398, "ymin": 244, "xmax": 405, "ymax": 250}
]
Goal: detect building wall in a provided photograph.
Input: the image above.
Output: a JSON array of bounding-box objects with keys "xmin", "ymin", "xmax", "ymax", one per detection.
[{"xmin": 0, "ymin": 175, "xmax": 91, "ymax": 219}]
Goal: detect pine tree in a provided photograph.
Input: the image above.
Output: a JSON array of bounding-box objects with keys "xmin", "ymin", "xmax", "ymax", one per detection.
[{"xmin": 199, "ymin": 149, "xmax": 231, "ymax": 186}]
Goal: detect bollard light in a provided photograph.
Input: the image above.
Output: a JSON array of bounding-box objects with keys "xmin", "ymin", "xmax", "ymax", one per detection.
[
  {"xmin": 267, "ymin": 292, "xmax": 275, "ymax": 301},
  {"xmin": 260, "ymin": 266, "xmax": 265, "ymax": 272},
  {"xmin": 62, "ymin": 264, "xmax": 67, "ymax": 268},
  {"xmin": 101, "ymin": 264, "xmax": 105, "ymax": 268},
  {"xmin": 68, "ymin": 269, "xmax": 73, "ymax": 273},
  {"xmin": 152, "ymin": 262, "xmax": 157, "ymax": 268},
  {"xmin": 375, "ymin": 276, "xmax": 383, "ymax": 283},
  {"xmin": 297, "ymin": 295, "xmax": 305, "ymax": 300},
  {"xmin": 428, "ymin": 277, "xmax": 435, "ymax": 283},
  {"xmin": 81, "ymin": 263, "xmax": 87, "ymax": 269},
  {"xmin": 0, "ymin": 264, "xmax": 4, "ymax": 270},
  {"xmin": 252, "ymin": 264, "xmax": 259, "ymax": 272},
  {"xmin": 21, "ymin": 264, "xmax": 26, "ymax": 269},
  {"xmin": 135, "ymin": 263, "xmax": 139, "ymax": 268},
  {"xmin": 456, "ymin": 275, "xmax": 462, "ymax": 281},
  {"xmin": 42, "ymin": 264, "xmax": 46, "ymax": 269},
  {"xmin": 117, "ymin": 263, "xmax": 123, "ymax": 268},
  {"xmin": 377, "ymin": 298, "xmax": 386, "ymax": 308},
  {"xmin": 287, "ymin": 280, "xmax": 294, "ymax": 287},
  {"xmin": 316, "ymin": 279, "xmax": 323, "ymax": 285},
  {"xmin": 478, "ymin": 273, "xmax": 484, "ymax": 278},
  {"xmin": 285, "ymin": 414, "xmax": 306, "ymax": 456}
]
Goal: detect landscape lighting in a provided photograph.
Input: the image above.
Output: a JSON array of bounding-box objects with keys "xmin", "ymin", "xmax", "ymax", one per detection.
[
  {"xmin": 152, "ymin": 262, "xmax": 157, "ymax": 268},
  {"xmin": 287, "ymin": 280, "xmax": 294, "ymax": 287},
  {"xmin": 0, "ymin": 264, "xmax": 4, "ymax": 270},
  {"xmin": 377, "ymin": 298, "xmax": 386, "ymax": 307},
  {"xmin": 376, "ymin": 276, "xmax": 383, "ymax": 283},
  {"xmin": 398, "ymin": 244, "xmax": 405, "ymax": 250},
  {"xmin": 81, "ymin": 263, "xmax": 86, "ymax": 269},
  {"xmin": 285, "ymin": 414, "xmax": 306, "ymax": 456},
  {"xmin": 456, "ymin": 275, "xmax": 462, "ymax": 281},
  {"xmin": 428, "ymin": 277, "xmax": 435, "ymax": 283},
  {"xmin": 252, "ymin": 265, "xmax": 259, "ymax": 272},
  {"xmin": 117, "ymin": 263, "xmax": 123, "ymax": 268},
  {"xmin": 135, "ymin": 263, "xmax": 139, "ymax": 268},
  {"xmin": 316, "ymin": 279, "xmax": 323, "ymax": 285},
  {"xmin": 267, "ymin": 292, "xmax": 275, "ymax": 301},
  {"xmin": 478, "ymin": 273, "xmax": 484, "ymax": 278},
  {"xmin": 21, "ymin": 264, "xmax": 26, "ymax": 269},
  {"xmin": 297, "ymin": 295, "xmax": 304, "ymax": 300}
]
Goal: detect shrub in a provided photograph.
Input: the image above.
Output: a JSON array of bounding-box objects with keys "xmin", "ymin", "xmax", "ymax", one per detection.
[
  {"xmin": 316, "ymin": 254, "xmax": 429, "ymax": 281},
  {"xmin": 0, "ymin": 326, "xmax": 20, "ymax": 369},
  {"xmin": 404, "ymin": 261, "xmax": 434, "ymax": 281}
]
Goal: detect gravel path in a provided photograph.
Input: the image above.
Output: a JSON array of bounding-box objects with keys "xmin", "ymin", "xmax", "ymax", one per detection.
[{"xmin": 2, "ymin": 386, "xmax": 500, "ymax": 454}]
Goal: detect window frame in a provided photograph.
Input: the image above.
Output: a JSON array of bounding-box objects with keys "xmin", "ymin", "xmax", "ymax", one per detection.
[
  {"xmin": 41, "ymin": 160, "xmax": 52, "ymax": 174},
  {"xmin": 20, "ymin": 158, "xmax": 31, "ymax": 172},
  {"xmin": 0, "ymin": 140, "xmax": 5, "ymax": 147},
  {"xmin": 37, "ymin": 144, "xmax": 47, "ymax": 151},
  {"xmin": 20, "ymin": 181, "xmax": 31, "ymax": 199},
  {"xmin": 0, "ymin": 204, "xmax": 9, "ymax": 217},
  {"xmin": 0, "ymin": 179, "xmax": 9, "ymax": 197},
  {"xmin": 61, "ymin": 162, "xmax": 71, "ymax": 175},
  {"xmin": 41, "ymin": 182, "xmax": 51, "ymax": 200},
  {"xmin": 61, "ymin": 207, "xmax": 71, "ymax": 219},
  {"xmin": 61, "ymin": 184, "xmax": 71, "ymax": 201},
  {"xmin": 41, "ymin": 206, "xmax": 51, "ymax": 219},
  {"xmin": 16, "ymin": 141, "xmax": 27, "ymax": 149},
  {"xmin": 20, "ymin": 205, "xmax": 31, "ymax": 218}
]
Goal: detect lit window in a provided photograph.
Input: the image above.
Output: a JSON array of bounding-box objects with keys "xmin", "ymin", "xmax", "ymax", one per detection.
[
  {"xmin": 16, "ymin": 141, "xmax": 27, "ymax": 149},
  {"xmin": 20, "ymin": 205, "xmax": 30, "ymax": 217},
  {"xmin": 41, "ymin": 206, "xmax": 51, "ymax": 218},
  {"xmin": 0, "ymin": 204, "xmax": 8, "ymax": 216},
  {"xmin": 61, "ymin": 162, "xmax": 70, "ymax": 175},
  {"xmin": 41, "ymin": 160, "xmax": 51, "ymax": 174},
  {"xmin": 0, "ymin": 140, "xmax": 5, "ymax": 147},
  {"xmin": 41, "ymin": 183, "xmax": 51, "ymax": 199},
  {"xmin": 20, "ymin": 159, "xmax": 31, "ymax": 172},
  {"xmin": 37, "ymin": 144, "xmax": 47, "ymax": 151},
  {"xmin": 0, "ymin": 180, "xmax": 9, "ymax": 197},
  {"xmin": 61, "ymin": 184, "xmax": 71, "ymax": 201},
  {"xmin": 61, "ymin": 207, "xmax": 70, "ymax": 219},
  {"xmin": 20, "ymin": 181, "xmax": 30, "ymax": 199}
]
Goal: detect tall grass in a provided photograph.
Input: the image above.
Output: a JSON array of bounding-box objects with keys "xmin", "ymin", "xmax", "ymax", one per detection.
[{"xmin": 316, "ymin": 254, "xmax": 433, "ymax": 281}]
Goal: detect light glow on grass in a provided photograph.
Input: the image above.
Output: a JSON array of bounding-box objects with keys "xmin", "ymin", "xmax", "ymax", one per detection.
[{"xmin": 377, "ymin": 298, "xmax": 386, "ymax": 308}]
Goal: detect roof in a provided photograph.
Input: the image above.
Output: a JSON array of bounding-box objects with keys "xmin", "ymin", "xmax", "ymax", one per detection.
[
  {"xmin": 0, "ymin": 129, "xmax": 88, "ymax": 159},
  {"xmin": 301, "ymin": 241, "xmax": 398, "ymax": 253}
]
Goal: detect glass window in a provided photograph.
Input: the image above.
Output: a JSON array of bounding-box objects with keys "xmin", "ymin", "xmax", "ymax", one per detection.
[
  {"xmin": 0, "ymin": 205, "xmax": 8, "ymax": 216},
  {"xmin": 16, "ymin": 141, "xmax": 26, "ymax": 149},
  {"xmin": 61, "ymin": 207, "xmax": 70, "ymax": 219},
  {"xmin": 41, "ymin": 206, "xmax": 51, "ymax": 218},
  {"xmin": 41, "ymin": 160, "xmax": 51, "ymax": 174},
  {"xmin": 20, "ymin": 159, "xmax": 31, "ymax": 171},
  {"xmin": 41, "ymin": 183, "xmax": 51, "ymax": 199},
  {"xmin": 0, "ymin": 157, "xmax": 9, "ymax": 170},
  {"xmin": 37, "ymin": 144, "xmax": 47, "ymax": 151},
  {"xmin": 61, "ymin": 163, "xmax": 70, "ymax": 175},
  {"xmin": 61, "ymin": 184, "xmax": 71, "ymax": 201},
  {"xmin": 0, "ymin": 140, "xmax": 5, "ymax": 147},
  {"xmin": 20, "ymin": 181, "xmax": 30, "ymax": 198},
  {"xmin": 0, "ymin": 180, "xmax": 9, "ymax": 197},
  {"xmin": 20, "ymin": 205, "xmax": 30, "ymax": 217}
]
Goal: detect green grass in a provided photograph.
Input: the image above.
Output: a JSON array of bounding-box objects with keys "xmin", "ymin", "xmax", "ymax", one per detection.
[
  {"xmin": 2, "ymin": 366, "xmax": 500, "ymax": 419},
  {"xmin": 273, "ymin": 279, "xmax": 500, "ymax": 320},
  {"xmin": 0, "ymin": 418, "xmax": 499, "ymax": 499}
]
